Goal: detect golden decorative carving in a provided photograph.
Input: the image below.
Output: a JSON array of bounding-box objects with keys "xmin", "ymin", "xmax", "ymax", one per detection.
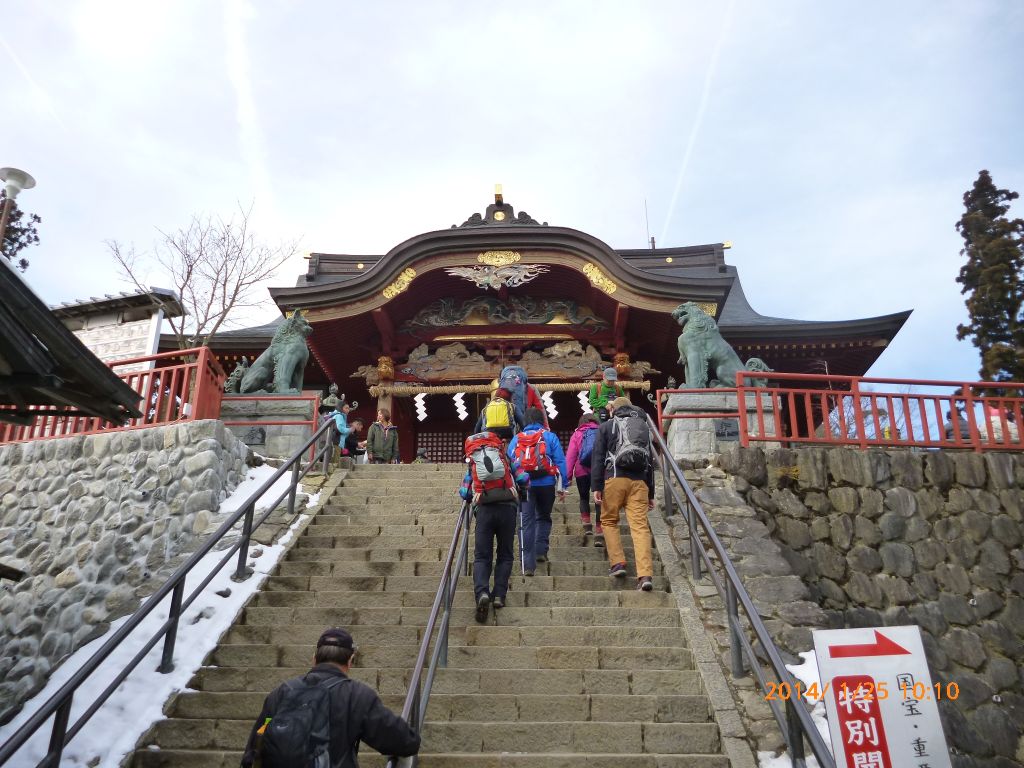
[
  {"xmin": 477, "ymin": 250, "xmax": 521, "ymax": 266},
  {"xmin": 613, "ymin": 352, "xmax": 631, "ymax": 379},
  {"xmin": 382, "ymin": 268, "xmax": 416, "ymax": 299},
  {"xmin": 582, "ymin": 263, "xmax": 617, "ymax": 294},
  {"xmin": 695, "ymin": 302, "xmax": 718, "ymax": 316},
  {"xmin": 377, "ymin": 355, "xmax": 395, "ymax": 381}
]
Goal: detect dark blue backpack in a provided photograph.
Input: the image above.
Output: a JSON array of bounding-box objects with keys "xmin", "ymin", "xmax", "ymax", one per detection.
[{"xmin": 578, "ymin": 427, "xmax": 598, "ymax": 468}]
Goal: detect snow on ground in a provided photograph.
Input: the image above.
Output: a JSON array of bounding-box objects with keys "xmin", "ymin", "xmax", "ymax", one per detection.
[
  {"xmin": 0, "ymin": 464, "xmax": 320, "ymax": 767},
  {"xmin": 757, "ymin": 650, "xmax": 833, "ymax": 768}
]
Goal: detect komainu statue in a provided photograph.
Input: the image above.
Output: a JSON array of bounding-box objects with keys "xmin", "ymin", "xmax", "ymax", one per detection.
[
  {"xmin": 223, "ymin": 356, "xmax": 249, "ymax": 394},
  {"xmin": 239, "ymin": 310, "xmax": 313, "ymax": 394},
  {"xmin": 671, "ymin": 302, "xmax": 774, "ymax": 388}
]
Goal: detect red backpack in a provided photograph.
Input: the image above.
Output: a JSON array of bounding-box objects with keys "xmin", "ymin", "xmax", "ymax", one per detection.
[
  {"xmin": 513, "ymin": 430, "xmax": 556, "ymax": 478},
  {"xmin": 464, "ymin": 432, "xmax": 517, "ymax": 504}
]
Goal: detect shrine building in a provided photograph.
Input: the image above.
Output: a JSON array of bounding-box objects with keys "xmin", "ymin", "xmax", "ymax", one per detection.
[{"xmin": 195, "ymin": 192, "xmax": 911, "ymax": 462}]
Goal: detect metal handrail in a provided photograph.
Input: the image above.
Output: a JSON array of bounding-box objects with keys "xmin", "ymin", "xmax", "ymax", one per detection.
[
  {"xmin": 385, "ymin": 499, "xmax": 473, "ymax": 768},
  {"xmin": 649, "ymin": 414, "xmax": 835, "ymax": 768},
  {"xmin": 0, "ymin": 419, "xmax": 337, "ymax": 768}
]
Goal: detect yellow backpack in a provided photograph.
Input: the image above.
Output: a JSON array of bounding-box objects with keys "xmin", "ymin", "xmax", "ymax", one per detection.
[{"xmin": 483, "ymin": 398, "xmax": 513, "ymax": 430}]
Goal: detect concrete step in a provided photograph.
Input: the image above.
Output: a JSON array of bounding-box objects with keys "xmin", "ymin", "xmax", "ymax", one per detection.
[
  {"xmin": 279, "ymin": 558, "xmax": 666, "ymax": 578},
  {"xmin": 264, "ymin": 574, "xmax": 671, "ymax": 593},
  {"xmin": 132, "ymin": 749, "xmax": 730, "ymax": 768},
  {"xmin": 295, "ymin": 534, "xmax": 654, "ymax": 551},
  {"xmin": 253, "ymin": 588, "xmax": 675, "ymax": 609},
  {"xmin": 210, "ymin": 644, "xmax": 693, "ymax": 671},
  {"xmin": 222, "ymin": 623, "xmax": 687, "ymax": 649},
  {"xmin": 241, "ymin": 605, "xmax": 680, "ymax": 628},
  {"xmin": 290, "ymin": 542, "xmax": 653, "ymax": 563},
  {"xmin": 188, "ymin": 666, "xmax": 706, "ymax": 697},
  {"xmin": 163, "ymin": 691, "xmax": 708, "ymax": 723}
]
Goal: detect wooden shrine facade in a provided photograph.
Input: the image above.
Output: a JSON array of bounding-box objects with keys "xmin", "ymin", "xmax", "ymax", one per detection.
[{"xmin": 192, "ymin": 194, "xmax": 911, "ymax": 462}]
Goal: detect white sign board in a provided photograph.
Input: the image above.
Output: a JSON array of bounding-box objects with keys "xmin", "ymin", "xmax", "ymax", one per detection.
[{"xmin": 812, "ymin": 625, "xmax": 952, "ymax": 768}]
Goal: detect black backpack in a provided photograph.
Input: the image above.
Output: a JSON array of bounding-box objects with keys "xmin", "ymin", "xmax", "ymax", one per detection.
[
  {"xmin": 607, "ymin": 408, "xmax": 651, "ymax": 475},
  {"xmin": 261, "ymin": 676, "xmax": 348, "ymax": 768}
]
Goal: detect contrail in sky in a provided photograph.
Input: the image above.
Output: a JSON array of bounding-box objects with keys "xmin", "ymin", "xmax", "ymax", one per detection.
[
  {"xmin": 224, "ymin": 0, "xmax": 276, "ymax": 223},
  {"xmin": 659, "ymin": 0, "xmax": 736, "ymax": 245},
  {"xmin": 0, "ymin": 34, "xmax": 68, "ymax": 132}
]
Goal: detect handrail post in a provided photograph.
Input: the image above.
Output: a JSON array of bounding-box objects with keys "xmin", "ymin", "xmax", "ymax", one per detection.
[
  {"xmin": 42, "ymin": 696, "xmax": 73, "ymax": 768},
  {"xmin": 850, "ymin": 378, "xmax": 868, "ymax": 449},
  {"xmin": 158, "ymin": 581, "xmax": 186, "ymax": 673},
  {"xmin": 232, "ymin": 503, "xmax": 256, "ymax": 581},
  {"xmin": 786, "ymin": 698, "xmax": 807, "ymax": 767},
  {"xmin": 736, "ymin": 371, "xmax": 750, "ymax": 447},
  {"xmin": 688, "ymin": 498, "xmax": 701, "ymax": 580},
  {"xmin": 725, "ymin": 580, "xmax": 745, "ymax": 677},
  {"xmin": 661, "ymin": 453, "xmax": 674, "ymax": 518},
  {"xmin": 287, "ymin": 460, "xmax": 300, "ymax": 518}
]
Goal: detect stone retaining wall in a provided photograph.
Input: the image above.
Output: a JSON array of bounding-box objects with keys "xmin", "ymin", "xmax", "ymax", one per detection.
[
  {"xmin": 0, "ymin": 421, "xmax": 251, "ymax": 724},
  {"xmin": 703, "ymin": 446, "xmax": 1024, "ymax": 766}
]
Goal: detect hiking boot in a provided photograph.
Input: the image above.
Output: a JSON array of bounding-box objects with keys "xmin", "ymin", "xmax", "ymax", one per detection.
[
  {"xmin": 637, "ymin": 576, "xmax": 653, "ymax": 592},
  {"xmin": 536, "ymin": 554, "xmax": 547, "ymax": 563},
  {"xmin": 583, "ymin": 523, "xmax": 594, "ymax": 537},
  {"xmin": 475, "ymin": 594, "xmax": 490, "ymax": 624},
  {"xmin": 608, "ymin": 562, "xmax": 627, "ymax": 578},
  {"xmin": 524, "ymin": 569, "xmax": 535, "ymax": 577},
  {"xmin": 594, "ymin": 533, "xmax": 605, "ymax": 548},
  {"xmin": 492, "ymin": 595, "xmax": 505, "ymax": 609}
]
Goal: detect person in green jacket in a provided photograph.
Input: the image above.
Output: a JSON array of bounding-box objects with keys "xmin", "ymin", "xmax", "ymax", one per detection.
[
  {"xmin": 366, "ymin": 407, "xmax": 400, "ymax": 463},
  {"xmin": 588, "ymin": 367, "xmax": 625, "ymax": 422}
]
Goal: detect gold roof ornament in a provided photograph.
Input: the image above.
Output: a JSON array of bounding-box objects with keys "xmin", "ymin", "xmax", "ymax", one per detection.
[
  {"xmin": 582, "ymin": 263, "xmax": 617, "ymax": 295},
  {"xmin": 696, "ymin": 302, "xmax": 718, "ymax": 316},
  {"xmin": 478, "ymin": 250, "xmax": 521, "ymax": 267},
  {"xmin": 382, "ymin": 268, "xmax": 416, "ymax": 299}
]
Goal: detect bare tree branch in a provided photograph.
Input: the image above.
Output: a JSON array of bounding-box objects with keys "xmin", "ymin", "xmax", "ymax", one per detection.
[{"xmin": 107, "ymin": 205, "xmax": 299, "ymax": 350}]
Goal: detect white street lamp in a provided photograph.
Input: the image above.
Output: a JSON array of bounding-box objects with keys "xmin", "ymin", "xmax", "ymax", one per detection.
[{"xmin": 0, "ymin": 167, "xmax": 37, "ymax": 250}]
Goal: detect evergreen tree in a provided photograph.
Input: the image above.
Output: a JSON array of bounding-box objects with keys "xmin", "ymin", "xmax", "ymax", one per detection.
[
  {"xmin": 955, "ymin": 170, "xmax": 1024, "ymax": 381},
  {"xmin": 0, "ymin": 191, "xmax": 42, "ymax": 271}
]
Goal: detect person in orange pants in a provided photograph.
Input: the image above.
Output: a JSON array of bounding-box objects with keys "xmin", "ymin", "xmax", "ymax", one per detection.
[{"xmin": 590, "ymin": 397, "xmax": 656, "ymax": 591}]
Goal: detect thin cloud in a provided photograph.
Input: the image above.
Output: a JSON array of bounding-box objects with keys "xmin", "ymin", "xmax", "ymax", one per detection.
[
  {"xmin": 659, "ymin": 0, "xmax": 735, "ymax": 244},
  {"xmin": 0, "ymin": 34, "xmax": 67, "ymax": 132},
  {"xmin": 224, "ymin": 0, "xmax": 274, "ymax": 222}
]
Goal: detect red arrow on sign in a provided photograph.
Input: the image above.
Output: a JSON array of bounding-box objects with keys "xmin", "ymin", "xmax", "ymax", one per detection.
[{"xmin": 828, "ymin": 630, "xmax": 911, "ymax": 658}]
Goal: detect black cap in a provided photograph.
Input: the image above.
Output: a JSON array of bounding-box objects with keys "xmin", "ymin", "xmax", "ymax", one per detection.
[{"xmin": 317, "ymin": 627, "xmax": 355, "ymax": 650}]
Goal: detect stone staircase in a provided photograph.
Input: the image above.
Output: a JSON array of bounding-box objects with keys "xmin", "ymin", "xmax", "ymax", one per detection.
[{"xmin": 130, "ymin": 463, "xmax": 732, "ymax": 767}]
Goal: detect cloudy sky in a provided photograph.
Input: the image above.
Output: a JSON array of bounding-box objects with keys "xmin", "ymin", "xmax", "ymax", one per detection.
[{"xmin": 3, "ymin": 1, "xmax": 1022, "ymax": 381}]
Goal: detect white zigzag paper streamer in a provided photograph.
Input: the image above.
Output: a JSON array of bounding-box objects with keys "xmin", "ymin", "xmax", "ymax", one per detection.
[
  {"xmin": 541, "ymin": 390, "xmax": 558, "ymax": 420},
  {"xmin": 453, "ymin": 393, "xmax": 468, "ymax": 420},
  {"xmin": 577, "ymin": 390, "xmax": 593, "ymax": 414},
  {"xmin": 414, "ymin": 393, "xmax": 427, "ymax": 421}
]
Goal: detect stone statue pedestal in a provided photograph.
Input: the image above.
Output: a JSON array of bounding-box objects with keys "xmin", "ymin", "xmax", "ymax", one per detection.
[
  {"xmin": 664, "ymin": 391, "xmax": 779, "ymax": 461},
  {"xmin": 220, "ymin": 396, "xmax": 317, "ymax": 459}
]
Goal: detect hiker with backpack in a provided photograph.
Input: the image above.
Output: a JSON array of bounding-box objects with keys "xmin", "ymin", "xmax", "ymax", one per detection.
[
  {"xmin": 507, "ymin": 407, "xmax": 568, "ymax": 576},
  {"xmin": 473, "ymin": 387, "xmax": 525, "ymax": 441},
  {"xmin": 240, "ymin": 626, "xmax": 419, "ymax": 768},
  {"xmin": 564, "ymin": 413, "xmax": 604, "ymax": 546},
  {"xmin": 460, "ymin": 431, "xmax": 531, "ymax": 623},
  {"xmin": 588, "ymin": 367, "xmax": 625, "ymax": 423},
  {"xmin": 498, "ymin": 364, "xmax": 549, "ymax": 427},
  {"xmin": 590, "ymin": 396, "xmax": 656, "ymax": 592}
]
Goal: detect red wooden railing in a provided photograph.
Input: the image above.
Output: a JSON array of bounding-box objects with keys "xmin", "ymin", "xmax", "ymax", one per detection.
[
  {"xmin": 656, "ymin": 372, "xmax": 1024, "ymax": 453},
  {"xmin": 0, "ymin": 347, "xmax": 225, "ymax": 444}
]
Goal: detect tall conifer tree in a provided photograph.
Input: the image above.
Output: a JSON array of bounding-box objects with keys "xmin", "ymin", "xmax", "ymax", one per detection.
[{"xmin": 956, "ymin": 170, "xmax": 1024, "ymax": 381}]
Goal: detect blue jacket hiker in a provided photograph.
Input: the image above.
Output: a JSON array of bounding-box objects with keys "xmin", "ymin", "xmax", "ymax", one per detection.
[
  {"xmin": 506, "ymin": 408, "xmax": 568, "ymax": 576},
  {"xmin": 331, "ymin": 405, "xmax": 352, "ymax": 447},
  {"xmin": 460, "ymin": 433, "xmax": 531, "ymax": 624}
]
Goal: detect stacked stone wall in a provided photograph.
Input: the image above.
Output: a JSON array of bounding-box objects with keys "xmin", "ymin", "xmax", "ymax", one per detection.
[
  {"xmin": 708, "ymin": 446, "xmax": 1024, "ymax": 766},
  {"xmin": 0, "ymin": 421, "xmax": 251, "ymax": 724}
]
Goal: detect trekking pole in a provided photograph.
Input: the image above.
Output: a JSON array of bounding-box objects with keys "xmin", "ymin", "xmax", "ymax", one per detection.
[{"xmin": 518, "ymin": 497, "xmax": 527, "ymax": 582}]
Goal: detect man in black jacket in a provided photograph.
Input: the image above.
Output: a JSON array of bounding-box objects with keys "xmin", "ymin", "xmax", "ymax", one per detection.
[
  {"xmin": 590, "ymin": 397, "xmax": 656, "ymax": 592},
  {"xmin": 241, "ymin": 627, "xmax": 419, "ymax": 767}
]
